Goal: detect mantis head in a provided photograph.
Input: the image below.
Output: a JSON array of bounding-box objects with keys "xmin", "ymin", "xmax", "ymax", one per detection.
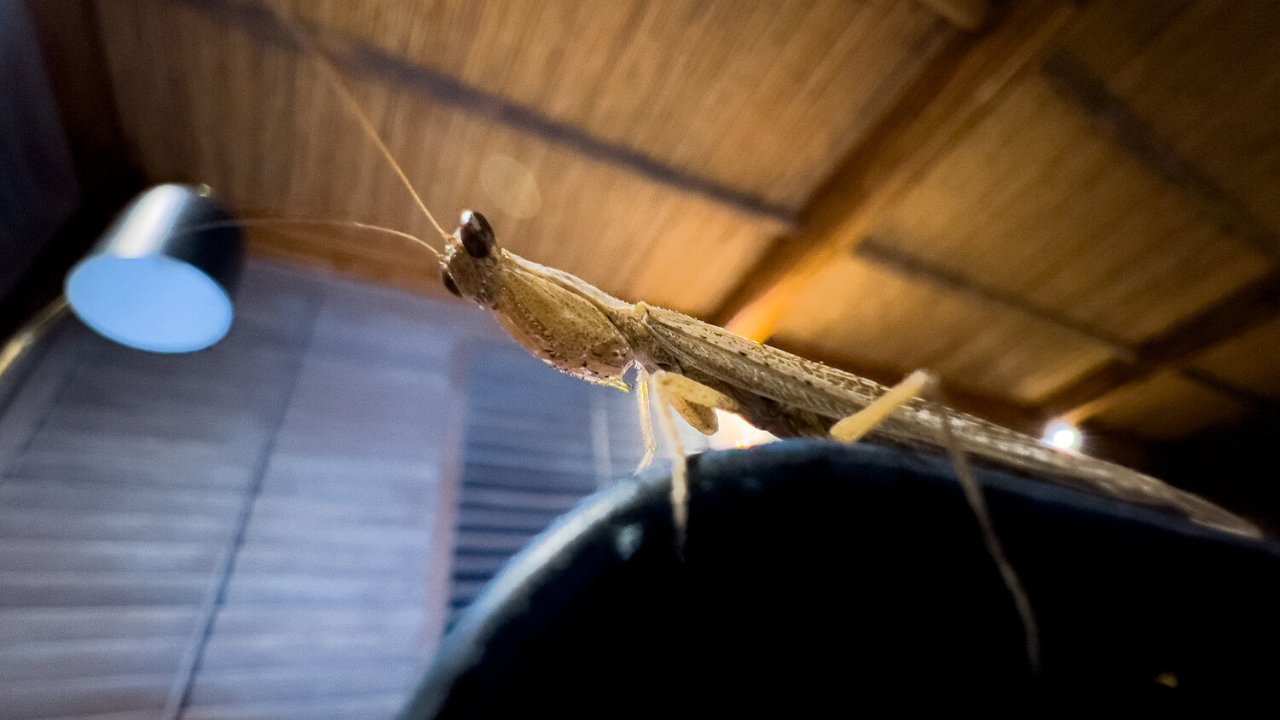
[
  {"xmin": 440, "ymin": 210, "xmax": 500, "ymax": 305},
  {"xmin": 437, "ymin": 209, "xmax": 635, "ymax": 389}
]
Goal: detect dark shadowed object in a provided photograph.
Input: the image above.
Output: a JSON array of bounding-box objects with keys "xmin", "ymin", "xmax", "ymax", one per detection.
[
  {"xmin": 65, "ymin": 184, "xmax": 244, "ymax": 353},
  {"xmin": 403, "ymin": 441, "xmax": 1280, "ymax": 717}
]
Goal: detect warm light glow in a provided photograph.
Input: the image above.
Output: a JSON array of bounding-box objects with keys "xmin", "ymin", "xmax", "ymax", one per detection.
[
  {"xmin": 480, "ymin": 154, "xmax": 541, "ymax": 219},
  {"xmin": 709, "ymin": 410, "xmax": 778, "ymax": 450},
  {"xmin": 1042, "ymin": 420, "xmax": 1083, "ymax": 453}
]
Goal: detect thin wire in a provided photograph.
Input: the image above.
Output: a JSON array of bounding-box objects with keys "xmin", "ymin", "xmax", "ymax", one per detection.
[{"xmin": 267, "ymin": 1, "xmax": 452, "ymax": 243}]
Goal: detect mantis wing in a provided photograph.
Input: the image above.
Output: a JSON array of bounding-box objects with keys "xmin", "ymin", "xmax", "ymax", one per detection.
[{"xmin": 638, "ymin": 305, "xmax": 1261, "ymax": 538}]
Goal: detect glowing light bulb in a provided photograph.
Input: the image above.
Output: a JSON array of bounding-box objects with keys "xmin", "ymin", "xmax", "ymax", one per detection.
[
  {"xmin": 1042, "ymin": 420, "xmax": 1083, "ymax": 453},
  {"xmin": 709, "ymin": 410, "xmax": 777, "ymax": 450}
]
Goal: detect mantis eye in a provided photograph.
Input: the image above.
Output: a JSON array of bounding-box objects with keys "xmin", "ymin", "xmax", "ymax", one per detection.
[
  {"xmin": 441, "ymin": 268, "xmax": 461, "ymax": 297},
  {"xmin": 459, "ymin": 210, "xmax": 495, "ymax": 259}
]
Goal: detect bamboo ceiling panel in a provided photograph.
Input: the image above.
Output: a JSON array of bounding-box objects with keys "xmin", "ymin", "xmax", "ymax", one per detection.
[
  {"xmin": 281, "ymin": 0, "xmax": 951, "ymax": 209},
  {"xmin": 94, "ymin": 0, "xmax": 774, "ymax": 317},
  {"xmin": 1088, "ymin": 370, "xmax": 1252, "ymax": 442},
  {"xmin": 1062, "ymin": 0, "xmax": 1280, "ymax": 236},
  {"xmin": 1191, "ymin": 316, "xmax": 1280, "ymax": 401},
  {"xmin": 769, "ymin": 256, "xmax": 1115, "ymax": 405},
  {"xmin": 870, "ymin": 72, "xmax": 1272, "ymax": 346}
]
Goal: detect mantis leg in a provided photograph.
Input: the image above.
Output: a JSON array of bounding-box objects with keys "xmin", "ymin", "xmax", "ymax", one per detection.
[
  {"xmin": 829, "ymin": 370, "xmax": 936, "ymax": 443},
  {"xmin": 645, "ymin": 371, "xmax": 739, "ymax": 549},
  {"xmin": 633, "ymin": 369, "xmax": 737, "ymax": 470},
  {"xmin": 828, "ymin": 368, "xmax": 1041, "ymax": 672},
  {"xmin": 652, "ymin": 371, "xmax": 739, "ymax": 435}
]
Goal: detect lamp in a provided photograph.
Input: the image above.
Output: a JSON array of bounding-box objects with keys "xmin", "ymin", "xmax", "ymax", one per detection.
[{"xmin": 65, "ymin": 184, "xmax": 244, "ymax": 353}]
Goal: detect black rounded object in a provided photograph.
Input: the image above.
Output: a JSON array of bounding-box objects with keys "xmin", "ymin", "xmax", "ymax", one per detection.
[{"xmin": 403, "ymin": 441, "xmax": 1280, "ymax": 717}]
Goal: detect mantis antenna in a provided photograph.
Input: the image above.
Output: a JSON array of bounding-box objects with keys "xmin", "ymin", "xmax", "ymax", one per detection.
[
  {"xmin": 183, "ymin": 217, "xmax": 445, "ymax": 263},
  {"xmin": 267, "ymin": 0, "xmax": 453, "ymax": 248}
]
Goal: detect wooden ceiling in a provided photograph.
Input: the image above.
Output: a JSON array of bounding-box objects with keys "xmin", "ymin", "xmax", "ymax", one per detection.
[{"xmin": 67, "ymin": 0, "xmax": 1280, "ymax": 459}]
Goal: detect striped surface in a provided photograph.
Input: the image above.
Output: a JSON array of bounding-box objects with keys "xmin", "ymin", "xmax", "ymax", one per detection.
[
  {"xmin": 0, "ymin": 258, "xmax": 707, "ymax": 718},
  {"xmin": 447, "ymin": 344, "xmax": 648, "ymax": 621},
  {"xmin": 0, "ymin": 262, "xmax": 532, "ymax": 719}
]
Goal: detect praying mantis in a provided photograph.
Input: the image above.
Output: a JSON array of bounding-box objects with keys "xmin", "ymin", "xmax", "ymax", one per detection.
[
  {"xmin": 257, "ymin": 2, "xmax": 1260, "ymax": 671},
  {"xmin": 269, "ymin": 10, "xmax": 1258, "ymax": 538}
]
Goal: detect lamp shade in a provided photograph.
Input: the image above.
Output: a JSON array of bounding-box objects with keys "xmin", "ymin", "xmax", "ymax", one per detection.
[{"xmin": 65, "ymin": 184, "xmax": 244, "ymax": 353}]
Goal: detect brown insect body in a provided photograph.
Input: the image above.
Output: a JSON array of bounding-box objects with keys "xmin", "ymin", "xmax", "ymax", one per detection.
[
  {"xmin": 443, "ymin": 210, "xmax": 1260, "ymax": 539},
  {"xmin": 444, "ymin": 211, "xmax": 636, "ymax": 390},
  {"xmin": 262, "ymin": 0, "xmax": 1260, "ymax": 543}
]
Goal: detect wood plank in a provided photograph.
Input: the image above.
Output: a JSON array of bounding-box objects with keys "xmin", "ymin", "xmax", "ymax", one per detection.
[
  {"xmin": 456, "ymin": 507, "xmax": 564, "ymax": 534},
  {"xmin": 1060, "ymin": 0, "xmax": 1280, "ymax": 236},
  {"xmin": 219, "ymin": 0, "xmax": 947, "ymax": 211},
  {"xmin": 1041, "ymin": 50, "xmax": 1280, "ymax": 263},
  {"xmin": 232, "ymin": 545, "xmax": 428, "ymax": 575},
  {"xmin": 211, "ymin": 606, "xmax": 421, "ymax": 638},
  {"xmin": 181, "ymin": 694, "xmax": 405, "ymax": 720},
  {"xmin": 1087, "ymin": 370, "xmax": 1252, "ymax": 441},
  {"xmin": 5, "ymin": 453, "xmax": 255, "ymax": 490},
  {"xmin": 242, "ymin": 521, "xmax": 432, "ymax": 551},
  {"xmin": 0, "ymin": 636, "xmax": 187, "ymax": 681},
  {"xmin": 223, "ymin": 573, "xmax": 429, "ymax": 608},
  {"xmin": 1044, "ymin": 271, "xmax": 1280, "ymax": 424},
  {"xmin": 716, "ymin": 0, "xmax": 1077, "ymax": 339},
  {"xmin": 0, "ymin": 606, "xmax": 201, "ymax": 642},
  {"xmin": 0, "ymin": 674, "xmax": 170, "ymax": 719},
  {"xmin": 185, "ymin": 664, "xmax": 417, "ymax": 704},
  {"xmin": 0, "ymin": 571, "xmax": 212, "ymax": 607},
  {"xmin": 0, "ymin": 540, "xmax": 219, "ymax": 573},
  {"xmin": 0, "ymin": 259, "xmax": 449, "ymax": 719},
  {"xmin": 31, "ymin": 710, "xmax": 161, "ymax": 720},
  {"xmin": 0, "ymin": 324, "xmax": 88, "ymax": 465},
  {"xmin": 0, "ymin": 478, "xmax": 242, "ymax": 514},
  {"xmin": 1192, "ymin": 315, "xmax": 1280, "ymax": 400},
  {"xmin": 771, "ymin": 255, "xmax": 1116, "ymax": 406},
  {"xmin": 0, "ymin": 507, "xmax": 237, "ymax": 543},
  {"xmin": 915, "ymin": 0, "xmax": 991, "ymax": 30},
  {"xmin": 853, "ymin": 239, "xmax": 1134, "ymax": 356},
  {"xmin": 199, "ymin": 631, "xmax": 423, "ymax": 670}
]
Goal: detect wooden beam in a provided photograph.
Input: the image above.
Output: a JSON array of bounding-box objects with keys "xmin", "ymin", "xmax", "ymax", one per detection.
[
  {"xmin": 1046, "ymin": 270, "xmax": 1280, "ymax": 424},
  {"xmin": 1041, "ymin": 51, "xmax": 1280, "ymax": 263},
  {"xmin": 915, "ymin": 0, "xmax": 992, "ymax": 31},
  {"xmin": 178, "ymin": 0, "xmax": 795, "ymax": 230},
  {"xmin": 715, "ymin": 0, "xmax": 1077, "ymax": 340},
  {"xmin": 853, "ymin": 237, "xmax": 1135, "ymax": 359},
  {"xmin": 1032, "ymin": 51, "xmax": 1280, "ymax": 423},
  {"xmin": 852, "ymin": 239, "xmax": 1280, "ymax": 417}
]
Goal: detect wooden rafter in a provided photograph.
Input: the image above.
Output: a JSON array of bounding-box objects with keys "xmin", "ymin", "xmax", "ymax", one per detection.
[
  {"xmin": 178, "ymin": 0, "xmax": 796, "ymax": 231},
  {"xmin": 915, "ymin": 0, "xmax": 992, "ymax": 30},
  {"xmin": 1033, "ymin": 51, "xmax": 1280, "ymax": 424},
  {"xmin": 1041, "ymin": 51, "xmax": 1280, "ymax": 264},
  {"xmin": 852, "ymin": 239, "xmax": 1280, "ymax": 419},
  {"xmin": 1046, "ymin": 270, "xmax": 1280, "ymax": 425},
  {"xmin": 852, "ymin": 238, "xmax": 1135, "ymax": 359},
  {"xmin": 713, "ymin": 0, "xmax": 1077, "ymax": 339}
]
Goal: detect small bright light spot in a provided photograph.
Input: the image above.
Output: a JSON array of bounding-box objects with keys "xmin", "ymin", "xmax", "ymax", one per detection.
[
  {"xmin": 480, "ymin": 154, "xmax": 541, "ymax": 219},
  {"xmin": 1043, "ymin": 420, "xmax": 1083, "ymax": 452},
  {"xmin": 709, "ymin": 410, "xmax": 777, "ymax": 450}
]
